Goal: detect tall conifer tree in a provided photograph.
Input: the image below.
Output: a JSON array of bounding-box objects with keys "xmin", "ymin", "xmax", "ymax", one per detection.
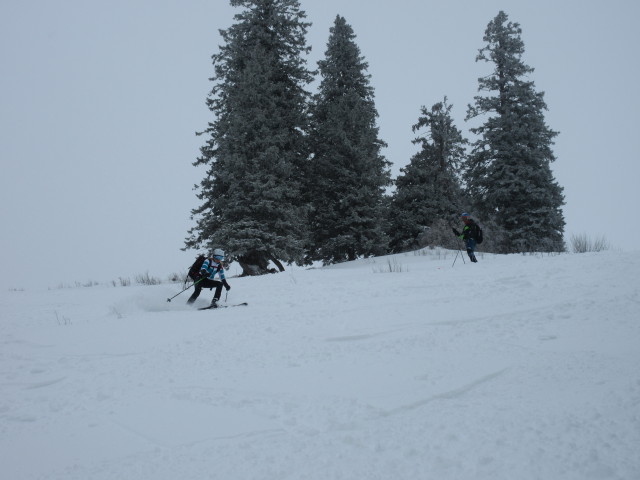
[
  {"xmin": 465, "ymin": 11, "xmax": 565, "ymax": 253},
  {"xmin": 388, "ymin": 98, "xmax": 466, "ymax": 251},
  {"xmin": 185, "ymin": 0, "xmax": 313, "ymax": 275},
  {"xmin": 307, "ymin": 16, "xmax": 391, "ymax": 263}
]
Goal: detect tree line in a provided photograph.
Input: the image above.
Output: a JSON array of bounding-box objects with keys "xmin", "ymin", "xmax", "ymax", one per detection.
[{"xmin": 184, "ymin": 0, "xmax": 565, "ymax": 276}]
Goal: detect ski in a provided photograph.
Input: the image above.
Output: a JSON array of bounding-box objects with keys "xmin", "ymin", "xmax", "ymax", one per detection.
[{"xmin": 198, "ymin": 302, "xmax": 248, "ymax": 311}]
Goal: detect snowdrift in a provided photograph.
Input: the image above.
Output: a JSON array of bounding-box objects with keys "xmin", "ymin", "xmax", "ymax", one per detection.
[{"xmin": 1, "ymin": 249, "xmax": 638, "ymax": 479}]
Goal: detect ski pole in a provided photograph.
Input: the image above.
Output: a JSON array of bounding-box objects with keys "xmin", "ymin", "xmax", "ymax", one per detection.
[
  {"xmin": 452, "ymin": 245, "xmax": 466, "ymax": 267},
  {"xmin": 167, "ymin": 278, "xmax": 203, "ymax": 302}
]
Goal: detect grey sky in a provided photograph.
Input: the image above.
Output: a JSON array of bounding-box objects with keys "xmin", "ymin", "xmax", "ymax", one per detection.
[{"xmin": 1, "ymin": 0, "xmax": 638, "ymax": 290}]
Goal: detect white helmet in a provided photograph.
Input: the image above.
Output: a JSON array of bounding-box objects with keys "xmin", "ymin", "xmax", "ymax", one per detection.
[{"xmin": 212, "ymin": 248, "xmax": 225, "ymax": 258}]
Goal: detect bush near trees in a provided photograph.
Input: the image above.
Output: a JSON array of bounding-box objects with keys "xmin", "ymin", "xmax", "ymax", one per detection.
[{"xmin": 570, "ymin": 234, "xmax": 610, "ymax": 253}]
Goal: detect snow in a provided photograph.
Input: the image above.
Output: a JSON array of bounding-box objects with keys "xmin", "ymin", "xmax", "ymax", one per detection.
[{"xmin": 1, "ymin": 249, "xmax": 639, "ymax": 480}]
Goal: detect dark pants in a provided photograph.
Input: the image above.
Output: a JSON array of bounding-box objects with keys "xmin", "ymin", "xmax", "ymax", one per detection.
[
  {"xmin": 465, "ymin": 238, "xmax": 478, "ymax": 263},
  {"xmin": 187, "ymin": 279, "xmax": 223, "ymax": 304}
]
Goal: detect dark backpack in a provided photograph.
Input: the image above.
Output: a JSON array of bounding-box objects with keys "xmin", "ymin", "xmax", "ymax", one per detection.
[
  {"xmin": 188, "ymin": 255, "xmax": 207, "ymax": 281},
  {"xmin": 475, "ymin": 224, "xmax": 483, "ymax": 244}
]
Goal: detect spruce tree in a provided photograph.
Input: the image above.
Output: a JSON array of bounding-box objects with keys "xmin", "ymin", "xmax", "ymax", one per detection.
[
  {"xmin": 388, "ymin": 98, "xmax": 466, "ymax": 252},
  {"xmin": 307, "ymin": 15, "xmax": 391, "ymax": 264},
  {"xmin": 465, "ymin": 11, "xmax": 565, "ymax": 253},
  {"xmin": 185, "ymin": 0, "xmax": 313, "ymax": 275}
]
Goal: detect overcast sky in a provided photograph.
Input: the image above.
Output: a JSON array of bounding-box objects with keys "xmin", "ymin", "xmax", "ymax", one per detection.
[{"xmin": 1, "ymin": 0, "xmax": 638, "ymax": 290}]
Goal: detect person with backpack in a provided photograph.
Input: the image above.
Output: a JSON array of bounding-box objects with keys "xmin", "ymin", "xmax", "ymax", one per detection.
[
  {"xmin": 186, "ymin": 248, "xmax": 231, "ymax": 308},
  {"xmin": 452, "ymin": 213, "xmax": 481, "ymax": 263}
]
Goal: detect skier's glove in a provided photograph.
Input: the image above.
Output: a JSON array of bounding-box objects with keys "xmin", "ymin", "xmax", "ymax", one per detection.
[
  {"xmin": 452, "ymin": 228, "xmax": 460, "ymax": 236},
  {"xmin": 223, "ymin": 280, "xmax": 231, "ymax": 291},
  {"xmin": 198, "ymin": 271, "xmax": 208, "ymax": 282}
]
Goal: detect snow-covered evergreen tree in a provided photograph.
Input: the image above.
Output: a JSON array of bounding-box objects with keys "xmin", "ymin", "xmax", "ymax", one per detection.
[
  {"xmin": 306, "ymin": 15, "xmax": 391, "ymax": 264},
  {"xmin": 465, "ymin": 11, "xmax": 565, "ymax": 253},
  {"xmin": 185, "ymin": 0, "xmax": 313, "ymax": 275},
  {"xmin": 388, "ymin": 98, "xmax": 466, "ymax": 252}
]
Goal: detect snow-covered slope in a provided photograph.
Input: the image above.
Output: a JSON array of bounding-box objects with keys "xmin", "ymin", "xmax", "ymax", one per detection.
[{"xmin": 1, "ymin": 249, "xmax": 638, "ymax": 480}]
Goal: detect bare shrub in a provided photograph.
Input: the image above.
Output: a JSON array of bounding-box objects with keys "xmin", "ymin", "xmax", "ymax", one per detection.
[
  {"xmin": 592, "ymin": 235, "xmax": 611, "ymax": 252},
  {"xmin": 570, "ymin": 233, "xmax": 610, "ymax": 253},
  {"xmin": 372, "ymin": 258, "xmax": 406, "ymax": 273},
  {"xmin": 167, "ymin": 272, "xmax": 184, "ymax": 283},
  {"xmin": 55, "ymin": 311, "xmax": 72, "ymax": 325},
  {"xmin": 134, "ymin": 272, "xmax": 162, "ymax": 285}
]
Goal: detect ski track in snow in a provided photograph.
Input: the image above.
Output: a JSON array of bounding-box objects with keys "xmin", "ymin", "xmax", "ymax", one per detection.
[{"xmin": 0, "ymin": 249, "xmax": 639, "ymax": 480}]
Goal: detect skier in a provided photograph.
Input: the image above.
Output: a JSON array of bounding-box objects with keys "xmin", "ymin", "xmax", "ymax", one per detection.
[
  {"xmin": 452, "ymin": 213, "xmax": 479, "ymax": 263},
  {"xmin": 187, "ymin": 248, "xmax": 231, "ymax": 308}
]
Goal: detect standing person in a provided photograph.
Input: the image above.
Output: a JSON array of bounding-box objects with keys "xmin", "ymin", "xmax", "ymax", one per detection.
[
  {"xmin": 452, "ymin": 213, "xmax": 479, "ymax": 263},
  {"xmin": 187, "ymin": 248, "xmax": 231, "ymax": 308}
]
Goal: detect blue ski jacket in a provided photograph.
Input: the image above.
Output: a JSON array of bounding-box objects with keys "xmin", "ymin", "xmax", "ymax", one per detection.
[{"xmin": 200, "ymin": 258, "xmax": 226, "ymax": 282}]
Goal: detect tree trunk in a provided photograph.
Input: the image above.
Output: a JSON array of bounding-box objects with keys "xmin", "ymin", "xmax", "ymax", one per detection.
[
  {"xmin": 268, "ymin": 254, "xmax": 285, "ymax": 273},
  {"xmin": 238, "ymin": 251, "xmax": 273, "ymax": 276},
  {"xmin": 238, "ymin": 252, "xmax": 284, "ymax": 277}
]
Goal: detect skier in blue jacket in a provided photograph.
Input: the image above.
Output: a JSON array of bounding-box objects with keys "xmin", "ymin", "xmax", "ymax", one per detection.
[
  {"xmin": 187, "ymin": 249, "xmax": 231, "ymax": 308},
  {"xmin": 452, "ymin": 213, "xmax": 479, "ymax": 263}
]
